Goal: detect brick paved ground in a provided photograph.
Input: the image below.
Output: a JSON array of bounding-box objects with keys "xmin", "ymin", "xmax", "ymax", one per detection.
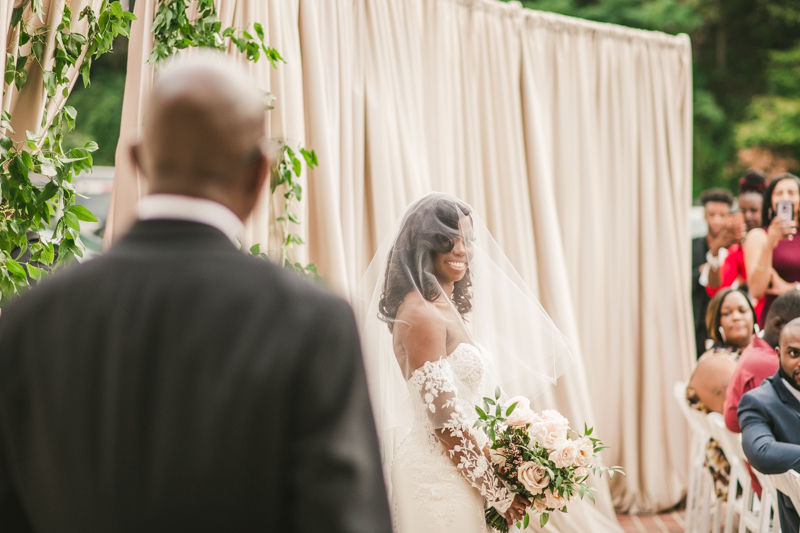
[{"xmin": 616, "ymin": 511, "xmax": 685, "ymax": 533}]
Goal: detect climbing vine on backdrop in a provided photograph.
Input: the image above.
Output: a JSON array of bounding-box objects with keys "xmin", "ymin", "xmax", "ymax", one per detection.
[
  {"xmin": 0, "ymin": 0, "xmax": 134, "ymax": 304},
  {"xmin": 150, "ymin": 0, "xmax": 320, "ymax": 280}
]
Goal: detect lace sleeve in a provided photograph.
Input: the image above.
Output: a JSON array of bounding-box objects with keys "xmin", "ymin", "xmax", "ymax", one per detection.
[{"xmin": 411, "ymin": 359, "xmax": 514, "ymax": 513}]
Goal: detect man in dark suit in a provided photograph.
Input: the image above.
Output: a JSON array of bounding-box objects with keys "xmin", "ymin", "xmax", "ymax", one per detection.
[
  {"xmin": 692, "ymin": 188, "xmax": 736, "ymax": 358},
  {"xmin": 739, "ymin": 317, "xmax": 800, "ymax": 533},
  {"xmin": 0, "ymin": 54, "xmax": 391, "ymax": 532}
]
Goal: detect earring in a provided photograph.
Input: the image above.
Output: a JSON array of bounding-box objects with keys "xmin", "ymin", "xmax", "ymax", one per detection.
[
  {"xmin": 755, "ymin": 323, "xmax": 763, "ymax": 338},
  {"xmin": 719, "ymin": 326, "xmax": 727, "ymax": 343}
]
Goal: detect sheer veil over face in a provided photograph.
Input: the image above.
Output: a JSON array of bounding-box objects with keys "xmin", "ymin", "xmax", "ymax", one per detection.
[{"xmin": 354, "ymin": 192, "xmax": 574, "ymax": 494}]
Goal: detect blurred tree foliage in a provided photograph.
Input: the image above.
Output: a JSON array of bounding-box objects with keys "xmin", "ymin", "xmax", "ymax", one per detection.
[
  {"xmin": 64, "ymin": 35, "xmax": 128, "ymax": 166},
  {"xmin": 505, "ymin": 0, "xmax": 800, "ymax": 197}
]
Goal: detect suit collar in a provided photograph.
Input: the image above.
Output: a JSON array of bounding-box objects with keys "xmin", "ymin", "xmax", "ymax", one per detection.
[
  {"xmin": 110, "ymin": 219, "xmax": 240, "ymax": 255},
  {"xmin": 769, "ymin": 370, "xmax": 800, "ymax": 412}
]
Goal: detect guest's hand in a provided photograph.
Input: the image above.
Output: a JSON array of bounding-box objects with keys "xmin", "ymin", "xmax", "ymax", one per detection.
[
  {"xmin": 709, "ymin": 226, "xmax": 736, "ymax": 256},
  {"xmin": 503, "ymin": 494, "xmax": 530, "ymax": 526},
  {"xmin": 767, "ymin": 214, "xmax": 797, "ymax": 248},
  {"xmin": 766, "ymin": 270, "xmax": 796, "ymax": 296}
]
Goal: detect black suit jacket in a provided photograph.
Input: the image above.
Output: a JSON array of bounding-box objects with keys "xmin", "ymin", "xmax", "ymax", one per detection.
[
  {"xmin": 692, "ymin": 236, "xmax": 710, "ymax": 358},
  {"xmin": 0, "ymin": 220, "xmax": 391, "ymax": 533},
  {"xmin": 739, "ymin": 371, "xmax": 800, "ymax": 533}
]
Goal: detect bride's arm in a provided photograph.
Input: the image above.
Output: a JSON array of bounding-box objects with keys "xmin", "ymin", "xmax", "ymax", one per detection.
[{"xmin": 396, "ymin": 307, "xmax": 516, "ymax": 515}]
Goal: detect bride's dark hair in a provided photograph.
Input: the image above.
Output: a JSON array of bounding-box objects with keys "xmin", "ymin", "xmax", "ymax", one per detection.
[{"xmin": 378, "ymin": 197, "xmax": 473, "ymax": 332}]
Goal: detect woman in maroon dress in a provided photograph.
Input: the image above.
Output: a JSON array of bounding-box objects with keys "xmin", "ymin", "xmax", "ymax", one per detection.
[{"xmin": 745, "ymin": 173, "xmax": 800, "ymax": 326}]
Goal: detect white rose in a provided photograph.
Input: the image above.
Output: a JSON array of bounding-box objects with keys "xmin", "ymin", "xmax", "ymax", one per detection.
[
  {"xmin": 573, "ymin": 437, "xmax": 593, "ymax": 467},
  {"xmin": 517, "ymin": 461, "xmax": 550, "ymax": 496},
  {"xmin": 532, "ymin": 412, "xmax": 569, "ymax": 449},
  {"xmin": 549, "ymin": 439, "xmax": 579, "ymax": 468}
]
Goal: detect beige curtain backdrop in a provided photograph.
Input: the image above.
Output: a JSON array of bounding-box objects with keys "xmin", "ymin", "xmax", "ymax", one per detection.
[
  {"xmin": 106, "ymin": 0, "xmax": 694, "ymax": 521},
  {"xmin": 2, "ymin": 0, "xmax": 104, "ymax": 142}
]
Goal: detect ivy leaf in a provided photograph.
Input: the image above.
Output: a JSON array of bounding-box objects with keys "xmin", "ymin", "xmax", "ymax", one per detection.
[
  {"xmin": 63, "ymin": 212, "xmax": 81, "ymax": 232},
  {"xmin": 83, "ymin": 140, "xmax": 98, "ymax": 152},
  {"xmin": 68, "ymin": 205, "xmax": 98, "ymax": 222},
  {"xmin": 254, "ymin": 22, "xmax": 265, "ymax": 41},
  {"xmin": 10, "ymin": 7, "xmax": 23, "ymax": 27},
  {"xmin": 26, "ymin": 263, "xmax": 45, "ymax": 282},
  {"xmin": 5, "ymin": 259, "xmax": 27, "ymax": 279},
  {"xmin": 540, "ymin": 513, "xmax": 549, "ymax": 528},
  {"xmin": 523, "ymin": 512, "xmax": 530, "ymax": 529}
]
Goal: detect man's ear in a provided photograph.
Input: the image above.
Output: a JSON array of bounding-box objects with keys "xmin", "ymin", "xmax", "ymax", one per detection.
[{"xmin": 772, "ymin": 316, "xmax": 785, "ymax": 334}]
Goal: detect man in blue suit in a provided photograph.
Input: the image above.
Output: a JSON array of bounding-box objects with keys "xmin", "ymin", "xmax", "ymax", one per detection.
[{"xmin": 739, "ymin": 317, "xmax": 800, "ymax": 533}]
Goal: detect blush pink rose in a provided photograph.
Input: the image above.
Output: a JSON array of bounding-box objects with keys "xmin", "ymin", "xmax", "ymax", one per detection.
[
  {"xmin": 505, "ymin": 396, "xmax": 536, "ymax": 428},
  {"xmin": 549, "ymin": 439, "xmax": 579, "ymax": 468},
  {"xmin": 573, "ymin": 466, "xmax": 590, "ymax": 480},
  {"xmin": 543, "ymin": 488, "xmax": 568, "ymax": 510},
  {"xmin": 517, "ymin": 461, "xmax": 550, "ymax": 496},
  {"xmin": 532, "ymin": 497, "xmax": 548, "ymax": 515}
]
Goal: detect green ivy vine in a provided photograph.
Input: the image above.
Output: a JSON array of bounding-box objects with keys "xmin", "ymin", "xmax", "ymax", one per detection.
[
  {"xmin": 150, "ymin": 0, "xmax": 320, "ymax": 281},
  {"xmin": 0, "ymin": 0, "xmax": 134, "ymax": 304}
]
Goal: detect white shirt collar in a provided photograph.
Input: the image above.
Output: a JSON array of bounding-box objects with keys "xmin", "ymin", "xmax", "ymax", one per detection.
[
  {"xmin": 137, "ymin": 194, "xmax": 244, "ymax": 246},
  {"xmin": 781, "ymin": 377, "xmax": 800, "ymax": 405}
]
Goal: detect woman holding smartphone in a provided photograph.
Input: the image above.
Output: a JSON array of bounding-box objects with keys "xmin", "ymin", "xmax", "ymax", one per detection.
[{"xmin": 744, "ymin": 173, "xmax": 800, "ymax": 326}]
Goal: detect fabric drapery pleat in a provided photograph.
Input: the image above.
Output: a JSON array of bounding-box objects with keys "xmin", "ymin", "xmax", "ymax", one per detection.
[{"xmin": 105, "ymin": 0, "xmax": 693, "ymax": 521}]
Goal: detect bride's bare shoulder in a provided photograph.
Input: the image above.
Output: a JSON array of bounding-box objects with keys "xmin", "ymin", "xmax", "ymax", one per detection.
[{"xmin": 394, "ymin": 292, "xmax": 447, "ymax": 371}]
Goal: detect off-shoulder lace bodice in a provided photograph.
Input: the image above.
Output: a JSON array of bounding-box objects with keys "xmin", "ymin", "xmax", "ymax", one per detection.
[{"xmin": 402, "ymin": 343, "xmax": 513, "ymax": 518}]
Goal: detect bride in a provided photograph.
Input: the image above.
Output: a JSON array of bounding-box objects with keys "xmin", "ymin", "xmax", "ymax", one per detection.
[{"xmin": 356, "ymin": 193, "xmax": 574, "ymax": 532}]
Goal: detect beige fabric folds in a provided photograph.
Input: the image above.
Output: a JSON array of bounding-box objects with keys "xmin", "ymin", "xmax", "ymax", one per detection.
[{"xmin": 106, "ymin": 0, "xmax": 693, "ymax": 520}]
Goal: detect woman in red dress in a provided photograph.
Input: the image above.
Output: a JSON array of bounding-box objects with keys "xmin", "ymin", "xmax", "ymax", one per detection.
[{"xmin": 744, "ymin": 173, "xmax": 800, "ymax": 327}]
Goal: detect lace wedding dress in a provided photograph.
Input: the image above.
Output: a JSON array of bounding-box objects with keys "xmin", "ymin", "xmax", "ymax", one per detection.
[{"xmin": 391, "ymin": 343, "xmax": 514, "ymax": 533}]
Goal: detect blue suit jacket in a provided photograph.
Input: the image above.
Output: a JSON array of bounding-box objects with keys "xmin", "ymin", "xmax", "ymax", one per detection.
[{"xmin": 739, "ymin": 371, "xmax": 800, "ymax": 533}]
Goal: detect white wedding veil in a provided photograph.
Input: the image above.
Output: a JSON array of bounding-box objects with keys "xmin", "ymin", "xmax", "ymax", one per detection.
[{"xmin": 353, "ymin": 192, "xmax": 574, "ymax": 495}]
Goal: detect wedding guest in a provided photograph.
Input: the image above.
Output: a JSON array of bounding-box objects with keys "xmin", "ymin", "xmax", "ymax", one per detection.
[
  {"xmin": 0, "ymin": 54, "xmax": 391, "ymax": 533},
  {"xmin": 745, "ymin": 173, "xmax": 800, "ymax": 327},
  {"xmin": 707, "ymin": 170, "xmax": 766, "ymax": 320},
  {"xmin": 724, "ymin": 290, "xmax": 800, "ymax": 433},
  {"xmin": 686, "ymin": 288, "xmax": 756, "ymax": 499},
  {"xmin": 693, "ymin": 188, "xmax": 738, "ymax": 357},
  {"xmin": 722, "ymin": 291, "xmax": 800, "ymax": 496},
  {"xmin": 739, "ymin": 318, "xmax": 800, "ymax": 533}
]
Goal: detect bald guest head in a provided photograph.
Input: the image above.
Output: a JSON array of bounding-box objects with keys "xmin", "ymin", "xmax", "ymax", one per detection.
[{"xmin": 132, "ymin": 51, "xmax": 270, "ymax": 221}]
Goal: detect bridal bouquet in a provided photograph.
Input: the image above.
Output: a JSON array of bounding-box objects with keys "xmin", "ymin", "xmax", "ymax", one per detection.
[{"xmin": 475, "ymin": 388, "xmax": 624, "ymax": 532}]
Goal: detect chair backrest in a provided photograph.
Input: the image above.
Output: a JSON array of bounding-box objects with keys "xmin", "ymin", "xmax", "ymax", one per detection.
[
  {"xmin": 674, "ymin": 381, "xmax": 711, "ymax": 436},
  {"xmin": 769, "ymin": 469, "xmax": 800, "ymax": 516},
  {"xmin": 706, "ymin": 412, "xmax": 746, "ymax": 469}
]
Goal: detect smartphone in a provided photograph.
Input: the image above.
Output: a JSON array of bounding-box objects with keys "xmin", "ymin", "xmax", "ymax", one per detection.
[{"xmin": 776, "ymin": 201, "xmax": 794, "ymax": 222}]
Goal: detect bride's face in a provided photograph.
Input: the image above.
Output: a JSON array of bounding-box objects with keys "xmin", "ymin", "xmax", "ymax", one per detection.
[{"xmin": 432, "ymin": 225, "xmax": 470, "ymax": 285}]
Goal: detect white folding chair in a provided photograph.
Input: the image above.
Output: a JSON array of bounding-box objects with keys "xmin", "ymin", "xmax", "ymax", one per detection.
[
  {"xmin": 707, "ymin": 412, "xmax": 761, "ymax": 533},
  {"xmin": 752, "ymin": 469, "xmax": 781, "ymax": 533},
  {"xmin": 674, "ymin": 381, "xmax": 719, "ymax": 532},
  {"xmin": 769, "ymin": 470, "xmax": 800, "ymax": 533}
]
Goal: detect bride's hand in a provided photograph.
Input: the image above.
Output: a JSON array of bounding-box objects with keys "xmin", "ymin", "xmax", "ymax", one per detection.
[{"xmin": 503, "ymin": 494, "xmax": 530, "ymax": 526}]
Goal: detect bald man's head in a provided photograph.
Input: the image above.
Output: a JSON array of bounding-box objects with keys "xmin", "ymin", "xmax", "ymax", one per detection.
[{"xmin": 133, "ymin": 51, "xmax": 270, "ymax": 220}]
